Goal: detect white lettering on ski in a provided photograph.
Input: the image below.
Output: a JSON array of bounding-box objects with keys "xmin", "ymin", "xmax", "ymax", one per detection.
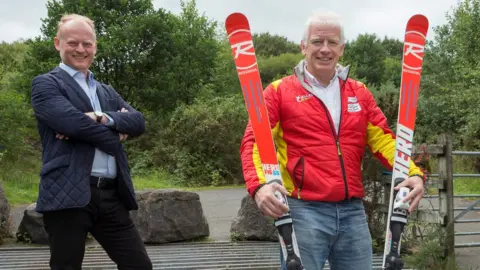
[
  {"xmin": 231, "ymin": 40, "xmax": 255, "ymax": 58},
  {"xmin": 403, "ymin": 42, "xmax": 424, "ymax": 70},
  {"xmin": 402, "ymin": 31, "xmax": 425, "ymax": 72},
  {"xmin": 392, "ymin": 123, "xmax": 414, "ymax": 180},
  {"xmin": 228, "ymin": 29, "xmax": 258, "ymax": 70}
]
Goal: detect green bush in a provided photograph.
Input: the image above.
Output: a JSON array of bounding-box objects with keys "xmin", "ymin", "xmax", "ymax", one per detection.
[
  {"xmin": 0, "ymin": 88, "xmax": 36, "ymax": 161},
  {"xmin": 258, "ymin": 53, "xmax": 303, "ymax": 88},
  {"xmin": 403, "ymin": 224, "xmax": 462, "ymax": 270},
  {"xmin": 161, "ymin": 93, "xmax": 248, "ymax": 187}
]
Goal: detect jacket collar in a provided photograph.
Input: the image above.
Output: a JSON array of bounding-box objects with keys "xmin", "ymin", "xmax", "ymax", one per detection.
[{"xmin": 293, "ymin": 59, "xmax": 350, "ymax": 93}]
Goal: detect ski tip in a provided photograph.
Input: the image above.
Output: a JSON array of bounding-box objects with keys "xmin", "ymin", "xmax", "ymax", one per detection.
[
  {"xmin": 406, "ymin": 14, "xmax": 429, "ymax": 37},
  {"xmin": 225, "ymin": 12, "xmax": 251, "ymax": 36}
]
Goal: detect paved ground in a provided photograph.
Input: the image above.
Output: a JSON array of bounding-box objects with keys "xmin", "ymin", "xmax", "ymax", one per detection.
[
  {"xmin": 195, "ymin": 188, "xmax": 248, "ymax": 241},
  {"xmin": 7, "ymin": 188, "xmax": 480, "ymax": 269}
]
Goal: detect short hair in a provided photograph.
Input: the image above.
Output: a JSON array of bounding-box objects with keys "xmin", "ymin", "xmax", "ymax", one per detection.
[
  {"xmin": 302, "ymin": 11, "xmax": 345, "ymax": 44},
  {"xmin": 56, "ymin": 14, "xmax": 96, "ymax": 40}
]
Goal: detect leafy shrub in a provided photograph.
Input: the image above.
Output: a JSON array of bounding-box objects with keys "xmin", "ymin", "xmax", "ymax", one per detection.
[
  {"xmin": 161, "ymin": 93, "xmax": 248, "ymax": 187},
  {"xmin": 258, "ymin": 53, "xmax": 303, "ymax": 88},
  {"xmin": 0, "ymin": 88, "xmax": 37, "ymax": 162}
]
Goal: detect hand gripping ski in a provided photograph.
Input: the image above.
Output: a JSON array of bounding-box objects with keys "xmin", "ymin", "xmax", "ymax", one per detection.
[
  {"xmin": 225, "ymin": 12, "xmax": 304, "ymax": 270},
  {"xmin": 382, "ymin": 14, "xmax": 429, "ymax": 270}
]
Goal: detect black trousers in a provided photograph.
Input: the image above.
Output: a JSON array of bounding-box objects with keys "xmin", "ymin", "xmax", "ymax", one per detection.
[{"xmin": 42, "ymin": 185, "xmax": 152, "ymax": 270}]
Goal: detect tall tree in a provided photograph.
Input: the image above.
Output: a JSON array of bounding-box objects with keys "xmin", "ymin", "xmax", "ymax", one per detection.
[
  {"xmin": 0, "ymin": 42, "xmax": 36, "ymax": 158},
  {"xmin": 342, "ymin": 33, "xmax": 387, "ymax": 86},
  {"xmin": 381, "ymin": 37, "xmax": 403, "ymax": 59},
  {"xmin": 416, "ymin": 0, "xmax": 480, "ymax": 149},
  {"xmin": 17, "ymin": 0, "xmax": 219, "ymax": 115},
  {"xmin": 167, "ymin": 0, "xmax": 219, "ymax": 110},
  {"xmin": 252, "ymin": 33, "xmax": 300, "ymax": 57}
]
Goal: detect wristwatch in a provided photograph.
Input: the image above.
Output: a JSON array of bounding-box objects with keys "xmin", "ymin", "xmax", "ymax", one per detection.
[{"xmin": 94, "ymin": 111, "xmax": 104, "ymax": 123}]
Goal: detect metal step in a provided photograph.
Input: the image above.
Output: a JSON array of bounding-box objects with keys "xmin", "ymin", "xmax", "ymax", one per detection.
[{"xmin": 0, "ymin": 241, "xmax": 410, "ymax": 269}]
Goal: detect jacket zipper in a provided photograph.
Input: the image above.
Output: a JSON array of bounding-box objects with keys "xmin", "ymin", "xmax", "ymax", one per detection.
[
  {"xmin": 292, "ymin": 157, "xmax": 305, "ymax": 199},
  {"xmin": 316, "ymin": 78, "xmax": 349, "ymax": 200},
  {"xmin": 298, "ymin": 159, "xmax": 304, "ymax": 199},
  {"xmin": 297, "ymin": 176, "xmax": 302, "ymax": 199}
]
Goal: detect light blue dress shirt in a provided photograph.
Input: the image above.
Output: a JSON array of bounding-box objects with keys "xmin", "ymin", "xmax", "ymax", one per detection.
[{"xmin": 59, "ymin": 63, "xmax": 117, "ymax": 179}]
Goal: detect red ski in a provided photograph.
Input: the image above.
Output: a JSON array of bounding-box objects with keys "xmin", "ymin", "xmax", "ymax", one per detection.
[
  {"xmin": 225, "ymin": 13, "xmax": 304, "ymax": 270},
  {"xmin": 382, "ymin": 14, "xmax": 429, "ymax": 270}
]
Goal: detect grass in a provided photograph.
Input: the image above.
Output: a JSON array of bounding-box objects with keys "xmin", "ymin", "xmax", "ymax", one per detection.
[
  {"xmin": 132, "ymin": 169, "xmax": 243, "ymax": 192},
  {"xmin": 452, "ymin": 155, "xmax": 480, "ymax": 196},
  {"xmin": 0, "ymin": 153, "xmax": 42, "ymax": 206},
  {"xmin": 2, "ymin": 146, "xmax": 479, "ymax": 207},
  {"xmin": 0, "ymin": 154, "xmax": 244, "ymax": 207},
  {"xmin": 454, "ymin": 178, "xmax": 480, "ymax": 195},
  {"xmin": 423, "ymin": 154, "xmax": 480, "ymax": 196}
]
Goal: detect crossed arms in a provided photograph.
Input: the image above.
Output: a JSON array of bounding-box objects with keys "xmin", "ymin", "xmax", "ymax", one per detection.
[{"xmin": 30, "ymin": 74, "xmax": 145, "ymax": 156}]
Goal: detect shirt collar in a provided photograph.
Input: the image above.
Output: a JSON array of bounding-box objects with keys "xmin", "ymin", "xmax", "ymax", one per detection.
[
  {"xmin": 303, "ymin": 62, "xmax": 338, "ymax": 87},
  {"xmin": 59, "ymin": 62, "xmax": 95, "ymax": 81}
]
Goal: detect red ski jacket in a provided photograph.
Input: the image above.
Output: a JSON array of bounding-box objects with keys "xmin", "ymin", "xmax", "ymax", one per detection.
[{"xmin": 240, "ymin": 61, "xmax": 425, "ymax": 202}]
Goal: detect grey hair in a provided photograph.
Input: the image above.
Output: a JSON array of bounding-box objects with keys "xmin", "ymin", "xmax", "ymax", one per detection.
[{"xmin": 302, "ymin": 11, "xmax": 345, "ymax": 44}]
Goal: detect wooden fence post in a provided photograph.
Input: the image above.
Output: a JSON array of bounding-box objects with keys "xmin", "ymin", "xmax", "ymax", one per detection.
[{"xmin": 437, "ymin": 133, "xmax": 454, "ymax": 259}]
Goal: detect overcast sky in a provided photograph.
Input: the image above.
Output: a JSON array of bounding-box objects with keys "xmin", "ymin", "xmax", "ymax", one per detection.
[{"xmin": 1, "ymin": 0, "xmax": 460, "ymax": 44}]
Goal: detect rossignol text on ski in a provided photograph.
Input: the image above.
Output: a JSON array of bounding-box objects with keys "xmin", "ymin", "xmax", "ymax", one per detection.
[
  {"xmin": 225, "ymin": 12, "xmax": 304, "ymax": 270},
  {"xmin": 382, "ymin": 14, "xmax": 429, "ymax": 270}
]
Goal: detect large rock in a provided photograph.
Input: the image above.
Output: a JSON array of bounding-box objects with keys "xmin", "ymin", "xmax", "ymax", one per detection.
[
  {"xmin": 16, "ymin": 203, "xmax": 48, "ymax": 244},
  {"xmin": 0, "ymin": 183, "xmax": 11, "ymax": 243},
  {"xmin": 230, "ymin": 195, "xmax": 278, "ymax": 241},
  {"xmin": 131, "ymin": 189, "xmax": 210, "ymax": 244}
]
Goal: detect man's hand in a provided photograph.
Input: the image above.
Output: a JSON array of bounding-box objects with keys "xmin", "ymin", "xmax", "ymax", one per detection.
[
  {"xmin": 99, "ymin": 108, "xmax": 127, "ymax": 125},
  {"xmin": 119, "ymin": 133, "xmax": 128, "ymax": 141},
  {"xmin": 118, "ymin": 108, "xmax": 129, "ymax": 142},
  {"xmin": 254, "ymin": 183, "xmax": 290, "ymax": 219},
  {"xmin": 394, "ymin": 175, "xmax": 424, "ymax": 213},
  {"xmin": 56, "ymin": 132, "xmax": 69, "ymax": 140},
  {"xmin": 88, "ymin": 109, "xmax": 129, "ymax": 142},
  {"xmin": 57, "ymin": 109, "xmax": 131, "ymax": 141},
  {"xmin": 85, "ymin": 112, "xmax": 96, "ymax": 121}
]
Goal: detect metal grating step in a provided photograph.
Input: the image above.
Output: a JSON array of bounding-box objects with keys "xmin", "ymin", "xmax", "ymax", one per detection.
[{"xmin": 0, "ymin": 241, "xmax": 411, "ymax": 269}]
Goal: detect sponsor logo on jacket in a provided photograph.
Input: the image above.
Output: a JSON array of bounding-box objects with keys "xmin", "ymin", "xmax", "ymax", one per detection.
[
  {"xmin": 347, "ymin": 96, "xmax": 361, "ymax": 112},
  {"xmin": 296, "ymin": 93, "xmax": 313, "ymax": 102}
]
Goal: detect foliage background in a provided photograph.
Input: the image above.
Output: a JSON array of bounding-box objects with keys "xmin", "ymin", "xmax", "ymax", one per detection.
[
  {"xmin": 2, "ymin": 0, "xmax": 479, "ymax": 189},
  {"xmin": 1, "ymin": 1, "xmax": 480, "ymax": 262}
]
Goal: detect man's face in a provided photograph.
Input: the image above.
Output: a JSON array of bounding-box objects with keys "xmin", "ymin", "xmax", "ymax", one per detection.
[
  {"xmin": 301, "ymin": 24, "xmax": 344, "ymax": 77},
  {"xmin": 54, "ymin": 20, "xmax": 96, "ymax": 73}
]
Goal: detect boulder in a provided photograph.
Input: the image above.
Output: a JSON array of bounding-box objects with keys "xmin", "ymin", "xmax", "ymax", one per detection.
[
  {"xmin": 230, "ymin": 195, "xmax": 278, "ymax": 241},
  {"xmin": 15, "ymin": 189, "xmax": 211, "ymax": 245},
  {"xmin": 16, "ymin": 203, "xmax": 48, "ymax": 244},
  {"xmin": 131, "ymin": 189, "xmax": 210, "ymax": 244}
]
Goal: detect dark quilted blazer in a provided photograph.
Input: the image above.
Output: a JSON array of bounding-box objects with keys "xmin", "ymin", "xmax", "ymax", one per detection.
[{"xmin": 30, "ymin": 67, "xmax": 145, "ymax": 213}]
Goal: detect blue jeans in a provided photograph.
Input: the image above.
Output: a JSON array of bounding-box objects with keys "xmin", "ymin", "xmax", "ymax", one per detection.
[{"xmin": 280, "ymin": 197, "xmax": 372, "ymax": 270}]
